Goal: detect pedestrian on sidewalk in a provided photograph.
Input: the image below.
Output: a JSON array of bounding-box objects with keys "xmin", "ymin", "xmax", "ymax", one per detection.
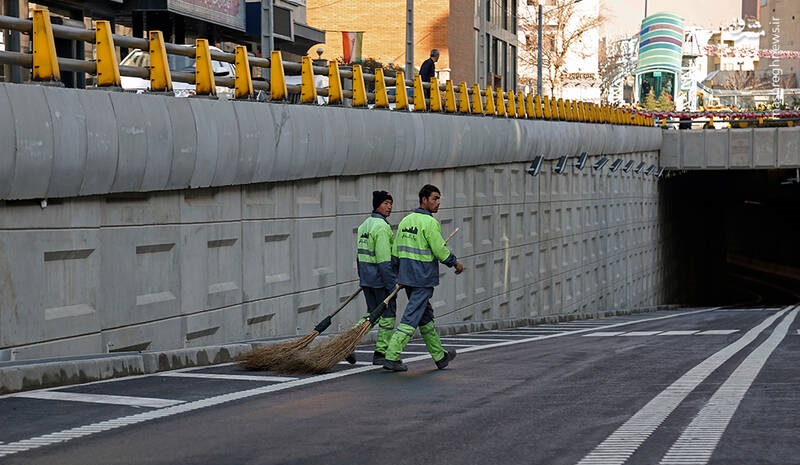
[
  {"xmin": 419, "ymin": 49, "xmax": 439, "ymax": 98},
  {"xmin": 348, "ymin": 190, "xmax": 398, "ymax": 366},
  {"xmin": 383, "ymin": 184, "xmax": 463, "ymax": 372}
]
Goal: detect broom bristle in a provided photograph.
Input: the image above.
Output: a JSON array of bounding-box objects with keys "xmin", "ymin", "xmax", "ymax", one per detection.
[
  {"xmin": 267, "ymin": 322, "xmax": 373, "ymax": 374},
  {"xmin": 238, "ymin": 332, "xmax": 318, "ymax": 370}
]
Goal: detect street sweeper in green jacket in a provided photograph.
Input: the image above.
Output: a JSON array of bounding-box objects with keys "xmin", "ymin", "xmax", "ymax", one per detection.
[{"xmin": 383, "ymin": 184, "xmax": 463, "ymax": 372}]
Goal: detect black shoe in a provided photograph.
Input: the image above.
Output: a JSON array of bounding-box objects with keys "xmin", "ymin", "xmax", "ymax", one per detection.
[
  {"xmin": 372, "ymin": 351, "xmax": 386, "ymax": 366},
  {"xmin": 435, "ymin": 348, "xmax": 457, "ymax": 369},
  {"xmin": 345, "ymin": 353, "xmax": 357, "ymax": 364},
  {"xmin": 383, "ymin": 358, "xmax": 408, "ymax": 372}
]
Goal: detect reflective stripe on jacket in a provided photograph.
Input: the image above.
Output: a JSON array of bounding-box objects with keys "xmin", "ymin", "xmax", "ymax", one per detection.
[
  {"xmin": 356, "ymin": 213, "xmax": 396, "ymax": 289},
  {"xmin": 392, "ymin": 208, "xmax": 456, "ymax": 287}
]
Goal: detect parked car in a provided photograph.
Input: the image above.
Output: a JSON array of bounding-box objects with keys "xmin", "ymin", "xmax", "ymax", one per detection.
[{"xmin": 120, "ymin": 46, "xmax": 235, "ymax": 99}]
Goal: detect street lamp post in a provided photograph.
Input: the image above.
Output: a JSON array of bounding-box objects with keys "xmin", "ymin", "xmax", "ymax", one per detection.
[
  {"xmin": 537, "ymin": 4, "xmax": 543, "ymax": 96},
  {"xmin": 405, "ymin": 0, "xmax": 414, "ymax": 79}
]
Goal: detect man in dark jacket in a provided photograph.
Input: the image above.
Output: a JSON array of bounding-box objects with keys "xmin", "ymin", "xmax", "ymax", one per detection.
[{"xmin": 419, "ymin": 49, "xmax": 439, "ymax": 99}]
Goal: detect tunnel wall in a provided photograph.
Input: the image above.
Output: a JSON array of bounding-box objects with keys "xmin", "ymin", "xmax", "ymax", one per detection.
[{"xmin": 0, "ymin": 83, "xmax": 670, "ymax": 361}]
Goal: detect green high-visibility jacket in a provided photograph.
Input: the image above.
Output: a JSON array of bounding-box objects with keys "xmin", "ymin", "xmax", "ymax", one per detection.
[
  {"xmin": 356, "ymin": 213, "xmax": 396, "ymax": 289},
  {"xmin": 392, "ymin": 208, "xmax": 457, "ymax": 287}
]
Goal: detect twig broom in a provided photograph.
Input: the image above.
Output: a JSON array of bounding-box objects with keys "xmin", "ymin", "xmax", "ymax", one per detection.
[
  {"xmin": 238, "ymin": 287, "xmax": 363, "ymax": 370},
  {"xmin": 270, "ymin": 228, "xmax": 460, "ymax": 375}
]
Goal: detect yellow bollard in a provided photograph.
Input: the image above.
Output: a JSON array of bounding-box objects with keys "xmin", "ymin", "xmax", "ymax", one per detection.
[
  {"xmin": 352, "ymin": 64, "xmax": 368, "ymax": 107},
  {"xmin": 394, "ymin": 71, "xmax": 409, "ymax": 110},
  {"xmin": 374, "ymin": 68, "xmax": 389, "ymax": 109},
  {"xmin": 485, "ymin": 87, "xmax": 496, "ymax": 116},
  {"xmin": 444, "ymin": 80, "xmax": 457, "ymax": 113},
  {"xmin": 327, "ymin": 61, "xmax": 343, "ymax": 105},
  {"xmin": 300, "ymin": 56, "xmax": 318, "ymax": 104},
  {"xmin": 234, "ymin": 45, "xmax": 254, "ymax": 99},
  {"xmin": 471, "ymin": 84, "xmax": 484, "ymax": 115},
  {"xmin": 413, "ymin": 75, "xmax": 427, "ymax": 111},
  {"xmin": 31, "ymin": 8, "xmax": 60, "ymax": 82},
  {"xmin": 270, "ymin": 50, "xmax": 287, "ymax": 101},
  {"xmin": 194, "ymin": 39, "xmax": 217, "ymax": 96},
  {"xmin": 94, "ymin": 20, "xmax": 120, "ymax": 87},
  {"xmin": 458, "ymin": 82, "xmax": 471, "ymax": 113}
]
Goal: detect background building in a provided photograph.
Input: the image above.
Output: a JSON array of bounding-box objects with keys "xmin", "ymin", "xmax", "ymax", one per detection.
[
  {"xmin": 306, "ymin": 0, "xmax": 518, "ymax": 89},
  {"xmin": 758, "ymin": 0, "xmax": 800, "ymax": 87}
]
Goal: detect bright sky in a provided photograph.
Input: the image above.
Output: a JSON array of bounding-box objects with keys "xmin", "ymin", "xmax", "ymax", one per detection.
[{"xmin": 600, "ymin": 0, "xmax": 744, "ymax": 40}]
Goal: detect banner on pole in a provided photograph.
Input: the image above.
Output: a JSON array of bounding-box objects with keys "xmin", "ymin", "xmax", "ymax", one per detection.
[{"xmin": 342, "ymin": 31, "xmax": 363, "ymax": 63}]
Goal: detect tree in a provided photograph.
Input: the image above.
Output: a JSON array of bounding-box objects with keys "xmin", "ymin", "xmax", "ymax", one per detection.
[
  {"xmin": 642, "ymin": 89, "xmax": 657, "ymax": 110},
  {"xmin": 656, "ymin": 90, "xmax": 674, "ymax": 111},
  {"xmin": 518, "ymin": 0, "xmax": 607, "ymax": 97}
]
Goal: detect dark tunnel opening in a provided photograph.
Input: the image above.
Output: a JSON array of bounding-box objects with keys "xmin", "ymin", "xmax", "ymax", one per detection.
[{"xmin": 662, "ymin": 169, "xmax": 800, "ymax": 306}]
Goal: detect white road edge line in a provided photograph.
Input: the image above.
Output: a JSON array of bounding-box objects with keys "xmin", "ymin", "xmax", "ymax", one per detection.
[
  {"xmin": 659, "ymin": 307, "xmax": 799, "ymax": 465},
  {"xmin": 575, "ymin": 305, "xmax": 794, "ymax": 465},
  {"xmin": 12, "ymin": 391, "xmax": 184, "ymax": 408},
  {"xmin": 0, "ymin": 307, "xmax": 720, "ymax": 458}
]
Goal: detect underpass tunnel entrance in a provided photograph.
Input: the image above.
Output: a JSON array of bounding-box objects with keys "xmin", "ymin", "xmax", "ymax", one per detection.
[{"xmin": 663, "ymin": 169, "xmax": 800, "ymax": 306}]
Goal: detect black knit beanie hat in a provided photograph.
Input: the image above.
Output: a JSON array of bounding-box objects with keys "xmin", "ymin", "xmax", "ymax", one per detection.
[{"xmin": 372, "ymin": 190, "xmax": 393, "ymax": 210}]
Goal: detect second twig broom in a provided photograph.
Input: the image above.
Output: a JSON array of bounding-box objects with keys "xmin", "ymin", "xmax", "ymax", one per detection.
[
  {"xmin": 270, "ymin": 228, "xmax": 460, "ymax": 374},
  {"xmin": 238, "ymin": 287, "xmax": 363, "ymax": 370}
]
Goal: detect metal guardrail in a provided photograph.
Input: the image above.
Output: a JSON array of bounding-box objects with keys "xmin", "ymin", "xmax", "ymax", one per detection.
[{"xmin": 0, "ymin": 9, "xmax": 654, "ymax": 126}]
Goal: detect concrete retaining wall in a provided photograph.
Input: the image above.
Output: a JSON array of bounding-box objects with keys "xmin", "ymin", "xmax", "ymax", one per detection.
[{"xmin": 0, "ymin": 82, "xmax": 670, "ymax": 362}]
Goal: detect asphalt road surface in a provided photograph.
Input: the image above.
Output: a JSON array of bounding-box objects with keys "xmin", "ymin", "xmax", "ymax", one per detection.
[{"xmin": 1, "ymin": 306, "xmax": 798, "ymax": 465}]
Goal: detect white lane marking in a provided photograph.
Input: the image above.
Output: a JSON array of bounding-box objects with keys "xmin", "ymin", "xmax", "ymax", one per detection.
[
  {"xmin": 620, "ymin": 331, "xmax": 662, "ymax": 336},
  {"xmin": 0, "ymin": 307, "xmax": 719, "ymax": 459},
  {"xmin": 658, "ymin": 331, "xmax": 699, "ymax": 336},
  {"xmin": 584, "ymin": 332, "xmax": 626, "ymax": 337},
  {"xmin": 13, "ymin": 391, "xmax": 184, "ymax": 408},
  {"xmin": 406, "ymin": 342, "xmax": 474, "ymax": 347},
  {"xmin": 696, "ymin": 330, "xmax": 739, "ymax": 335},
  {"xmin": 439, "ymin": 337, "xmax": 516, "ymax": 342},
  {"xmin": 659, "ymin": 308, "xmax": 798, "ymax": 465},
  {"xmin": 157, "ymin": 373, "xmax": 297, "ymax": 382},
  {"xmin": 575, "ymin": 306, "xmax": 793, "ymax": 465}
]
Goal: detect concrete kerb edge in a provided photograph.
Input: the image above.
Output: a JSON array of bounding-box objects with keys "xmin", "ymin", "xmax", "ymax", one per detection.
[{"xmin": 0, "ymin": 305, "xmax": 681, "ymax": 395}]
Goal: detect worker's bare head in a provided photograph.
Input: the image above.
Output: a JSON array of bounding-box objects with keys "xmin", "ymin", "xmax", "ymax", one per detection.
[
  {"xmin": 430, "ymin": 49, "xmax": 440, "ymax": 62},
  {"xmin": 419, "ymin": 184, "xmax": 441, "ymax": 213}
]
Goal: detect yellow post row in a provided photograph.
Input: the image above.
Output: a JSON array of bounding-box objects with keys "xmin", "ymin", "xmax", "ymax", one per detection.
[
  {"xmin": 328, "ymin": 61, "xmax": 343, "ymax": 105},
  {"xmin": 444, "ymin": 80, "xmax": 457, "ymax": 113},
  {"xmin": 517, "ymin": 92, "xmax": 526, "ymax": 118},
  {"xmin": 526, "ymin": 94, "xmax": 535, "ymax": 119},
  {"xmin": 458, "ymin": 82, "xmax": 471, "ymax": 113},
  {"xmin": 471, "ymin": 84, "xmax": 484, "ymax": 114},
  {"xmin": 234, "ymin": 45, "xmax": 253, "ymax": 99},
  {"xmin": 270, "ymin": 50, "xmax": 287, "ymax": 100},
  {"xmin": 534, "ymin": 95, "xmax": 543, "ymax": 119},
  {"xmin": 148, "ymin": 31, "xmax": 172, "ymax": 92},
  {"xmin": 374, "ymin": 68, "xmax": 389, "ymax": 108},
  {"xmin": 413, "ymin": 75, "xmax": 427, "ymax": 111},
  {"xmin": 394, "ymin": 71, "xmax": 409, "ymax": 110},
  {"xmin": 485, "ymin": 87, "xmax": 496, "ymax": 115},
  {"xmin": 94, "ymin": 20, "xmax": 120, "ymax": 87},
  {"xmin": 300, "ymin": 56, "xmax": 317, "ymax": 104},
  {"xmin": 352, "ymin": 64, "xmax": 368, "ymax": 107},
  {"xmin": 551, "ymin": 97, "xmax": 559, "ymax": 120},
  {"xmin": 31, "ymin": 8, "xmax": 60, "ymax": 81}
]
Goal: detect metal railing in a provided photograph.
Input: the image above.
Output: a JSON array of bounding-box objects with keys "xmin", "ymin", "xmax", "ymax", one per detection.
[{"xmin": 0, "ymin": 8, "xmax": 653, "ymax": 126}]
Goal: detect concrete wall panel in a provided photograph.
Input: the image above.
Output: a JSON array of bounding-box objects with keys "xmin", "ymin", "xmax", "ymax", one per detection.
[
  {"xmin": 180, "ymin": 187, "xmax": 241, "ymax": 224},
  {"xmin": 109, "ymin": 93, "xmax": 148, "ymax": 192},
  {"xmin": 729, "ymin": 129, "xmax": 753, "ymax": 168},
  {"xmin": 704, "ymin": 130, "xmax": 729, "ymax": 168},
  {"xmin": 43, "ymin": 87, "xmax": 87, "ymax": 197},
  {"xmin": 184, "ymin": 304, "xmax": 244, "ymax": 348},
  {"xmin": 7, "ymin": 85, "xmax": 53, "ymax": 199},
  {"xmin": 242, "ymin": 219, "xmax": 295, "ymax": 301},
  {"xmin": 209, "ymin": 101, "xmax": 242, "ymax": 186},
  {"xmin": 778, "ymin": 127, "xmax": 800, "ymax": 166},
  {"xmin": 681, "ymin": 131, "xmax": 705, "ymax": 168},
  {"xmin": 189, "ymin": 99, "xmax": 222, "ymax": 187},
  {"xmin": 230, "ymin": 102, "xmax": 261, "ymax": 185},
  {"xmin": 102, "ymin": 317, "xmax": 183, "ymax": 353},
  {"xmin": 753, "ymin": 128, "xmax": 777, "ymax": 168}
]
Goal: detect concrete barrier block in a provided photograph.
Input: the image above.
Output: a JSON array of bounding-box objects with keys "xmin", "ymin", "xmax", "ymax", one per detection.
[
  {"xmin": 242, "ymin": 294, "xmax": 294, "ymax": 340},
  {"xmin": 102, "ymin": 317, "xmax": 184, "ymax": 354},
  {"xmin": 291, "ymin": 286, "xmax": 339, "ymax": 334},
  {"xmin": 777, "ymin": 126, "xmax": 800, "ymax": 167},
  {"xmin": 704, "ymin": 130, "xmax": 729, "ymax": 168},
  {"xmin": 101, "ymin": 191, "xmax": 181, "ymax": 226},
  {"xmin": 76, "ymin": 91, "xmax": 118, "ymax": 196},
  {"xmin": 207, "ymin": 101, "xmax": 240, "ymax": 186},
  {"xmin": 471, "ymin": 251, "xmax": 491, "ymax": 304},
  {"xmin": 7, "ymin": 85, "xmax": 52, "ymax": 199},
  {"xmin": 293, "ymin": 178, "xmax": 337, "ymax": 218},
  {"xmin": 98, "ymin": 226, "xmax": 181, "ymax": 327},
  {"xmin": 0, "ymin": 85, "xmax": 15, "ymax": 198},
  {"xmin": 108, "ymin": 92, "xmax": 148, "ymax": 192},
  {"xmin": 43, "ymin": 87, "xmax": 87, "ymax": 198},
  {"xmin": 729, "ymin": 129, "xmax": 753, "ymax": 168},
  {"xmin": 140, "ymin": 96, "xmax": 173, "ymax": 191},
  {"xmin": 753, "ymin": 128, "xmax": 777, "ymax": 168},
  {"xmin": 241, "ymin": 219, "xmax": 295, "ymax": 300},
  {"xmin": 164, "ymin": 97, "xmax": 197, "ymax": 189},
  {"xmin": 229, "ymin": 102, "xmax": 260, "ymax": 185},
  {"xmin": 680, "ymin": 130, "xmax": 705, "ymax": 168}
]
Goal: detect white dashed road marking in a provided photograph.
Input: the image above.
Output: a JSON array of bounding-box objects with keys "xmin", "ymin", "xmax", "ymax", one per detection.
[
  {"xmin": 575, "ymin": 306, "xmax": 794, "ymax": 465},
  {"xmin": 157, "ymin": 372, "xmax": 298, "ymax": 382},
  {"xmin": 659, "ymin": 307, "xmax": 798, "ymax": 465},
  {"xmin": 695, "ymin": 329, "xmax": 739, "ymax": 335}
]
